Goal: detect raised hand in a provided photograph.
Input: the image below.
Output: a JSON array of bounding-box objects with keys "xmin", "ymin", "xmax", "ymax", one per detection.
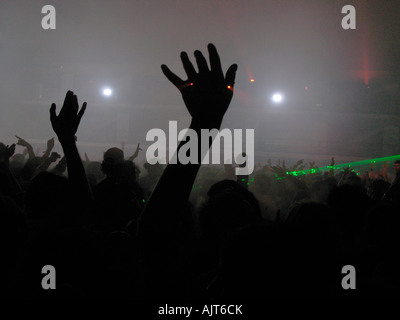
[
  {"xmin": 138, "ymin": 45, "xmax": 237, "ymax": 282},
  {"xmin": 49, "ymin": 151, "xmax": 61, "ymax": 162},
  {"xmin": 15, "ymin": 135, "xmax": 35, "ymax": 159},
  {"xmin": 43, "ymin": 137, "xmax": 55, "ymax": 158},
  {"xmin": 52, "ymin": 156, "xmax": 67, "ymax": 174},
  {"xmin": 50, "ymin": 91, "xmax": 91, "ymax": 209},
  {"xmin": 128, "ymin": 143, "xmax": 142, "ymax": 161},
  {"xmin": 50, "ymin": 91, "xmax": 86, "ymax": 144},
  {"xmin": 34, "ymin": 152, "xmax": 62, "ymax": 175},
  {"xmin": 161, "ymin": 43, "xmax": 237, "ymax": 128},
  {"xmin": 15, "ymin": 135, "xmax": 31, "ymax": 148}
]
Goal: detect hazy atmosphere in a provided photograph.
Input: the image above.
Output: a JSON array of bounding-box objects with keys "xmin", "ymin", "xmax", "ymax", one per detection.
[
  {"xmin": 2, "ymin": 0, "xmax": 400, "ymax": 302},
  {"xmin": 1, "ymin": 0, "xmax": 400, "ymax": 165}
]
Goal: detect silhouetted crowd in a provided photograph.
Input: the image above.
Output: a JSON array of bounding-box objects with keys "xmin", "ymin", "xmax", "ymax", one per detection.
[{"xmin": 1, "ymin": 44, "xmax": 400, "ymax": 300}]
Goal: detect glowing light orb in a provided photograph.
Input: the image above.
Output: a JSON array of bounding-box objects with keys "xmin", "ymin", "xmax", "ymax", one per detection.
[
  {"xmin": 272, "ymin": 93, "xmax": 283, "ymax": 103},
  {"xmin": 103, "ymin": 88, "xmax": 112, "ymax": 96}
]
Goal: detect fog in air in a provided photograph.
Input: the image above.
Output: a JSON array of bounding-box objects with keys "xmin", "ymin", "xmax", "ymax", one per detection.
[{"xmin": 1, "ymin": 0, "xmax": 400, "ymax": 166}]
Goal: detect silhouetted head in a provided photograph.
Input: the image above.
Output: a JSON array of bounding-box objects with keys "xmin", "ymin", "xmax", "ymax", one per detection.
[
  {"xmin": 199, "ymin": 180, "xmax": 262, "ymax": 247},
  {"xmin": 10, "ymin": 153, "xmax": 26, "ymax": 169},
  {"xmin": 102, "ymin": 148, "xmax": 124, "ymax": 177},
  {"xmin": 86, "ymin": 161, "xmax": 104, "ymax": 186},
  {"xmin": 115, "ymin": 160, "xmax": 139, "ymax": 184}
]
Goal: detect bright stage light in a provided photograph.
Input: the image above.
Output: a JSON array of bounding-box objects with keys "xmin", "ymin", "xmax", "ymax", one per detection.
[
  {"xmin": 272, "ymin": 93, "xmax": 283, "ymax": 103},
  {"xmin": 103, "ymin": 88, "xmax": 112, "ymax": 96}
]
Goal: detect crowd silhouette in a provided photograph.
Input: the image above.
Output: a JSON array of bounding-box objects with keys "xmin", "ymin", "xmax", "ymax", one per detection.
[{"xmin": 1, "ymin": 44, "xmax": 400, "ymax": 300}]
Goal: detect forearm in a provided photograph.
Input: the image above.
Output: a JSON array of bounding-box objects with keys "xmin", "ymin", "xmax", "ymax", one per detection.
[
  {"xmin": 128, "ymin": 145, "xmax": 141, "ymax": 161},
  {"xmin": 43, "ymin": 149, "xmax": 51, "ymax": 159},
  {"xmin": 34, "ymin": 157, "xmax": 53, "ymax": 175},
  {"xmin": 128, "ymin": 154, "xmax": 137, "ymax": 162},
  {"xmin": 26, "ymin": 145, "xmax": 35, "ymax": 159},
  {"xmin": 60, "ymin": 138, "xmax": 92, "ymax": 201},
  {"xmin": 138, "ymin": 43, "xmax": 236, "ymax": 252},
  {"xmin": 139, "ymin": 117, "xmax": 221, "ymax": 233}
]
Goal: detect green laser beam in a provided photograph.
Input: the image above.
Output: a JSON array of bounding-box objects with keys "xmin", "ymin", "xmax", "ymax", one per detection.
[{"xmin": 285, "ymin": 154, "xmax": 400, "ymax": 177}]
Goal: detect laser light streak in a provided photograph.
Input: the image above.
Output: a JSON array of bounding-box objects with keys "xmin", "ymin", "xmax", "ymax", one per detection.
[{"xmin": 285, "ymin": 155, "xmax": 400, "ymax": 177}]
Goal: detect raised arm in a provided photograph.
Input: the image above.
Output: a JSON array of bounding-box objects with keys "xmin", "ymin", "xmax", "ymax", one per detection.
[
  {"xmin": 138, "ymin": 43, "xmax": 237, "ymax": 235},
  {"xmin": 15, "ymin": 136, "xmax": 35, "ymax": 159},
  {"xmin": 128, "ymin": 143, "xmax": 142, "ymax": 162},
  {"xmin": 43, "ymin": 137, "xmax": 55, "ymax": 159},
  {"xmin": 52, "ymin": 155, "xmax": 67, "ymax": 175},
  {"xmin": 34, "ymin": 151, "xmax": 61, "ymax": 175},
  {"xmin": 50, "ymin": 91, "xmax": 91, "ymax": 203}
]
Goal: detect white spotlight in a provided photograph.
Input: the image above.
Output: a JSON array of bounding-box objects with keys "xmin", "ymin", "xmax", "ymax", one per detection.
[
  {"xmin": 272, "ymin": 93, "xmax": 283, "ymax": 103},
  {"xmin": 103, "ymin": 88, "xmax": 112, "ymax": 96}
]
